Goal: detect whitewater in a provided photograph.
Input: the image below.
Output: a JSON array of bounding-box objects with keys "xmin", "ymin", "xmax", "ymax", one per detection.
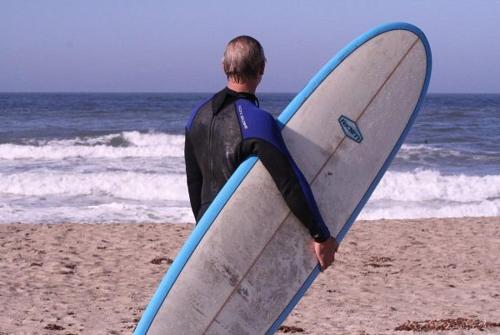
[{"xmin": 1, "ymin": 131, "xmax": 498, "ymax": 224}]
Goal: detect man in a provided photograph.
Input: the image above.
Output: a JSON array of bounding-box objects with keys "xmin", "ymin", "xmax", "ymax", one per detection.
[{"xmin": 184, "ymin": 35, "xmax": 338, "ymax": 271}]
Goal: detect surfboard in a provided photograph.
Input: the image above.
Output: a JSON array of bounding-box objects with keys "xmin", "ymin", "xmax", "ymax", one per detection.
[{"xmin": 135, "ymin": 22, "xmax": 432, "ymax": 334}]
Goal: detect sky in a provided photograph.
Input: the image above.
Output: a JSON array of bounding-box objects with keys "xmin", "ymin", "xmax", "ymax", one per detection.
[{"xmin": 1, "ymin": 1, "xmax": 499, "ymax": 93}]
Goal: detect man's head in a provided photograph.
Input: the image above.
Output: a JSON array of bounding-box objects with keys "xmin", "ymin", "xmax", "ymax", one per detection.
[{"xmin": 223, "ymin": 36, "xmax": 266, "ymax": 85}]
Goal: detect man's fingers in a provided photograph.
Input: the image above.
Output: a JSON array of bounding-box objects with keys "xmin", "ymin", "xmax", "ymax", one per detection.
[
  {"xmin": 325, "ymin": 250, "xmax": 336, "ymax": 269},
  {"xmin": 318, "ymin": 258, "xmax": 325, "ymax": 271},
  {"xmin": 321, "ymin": 255, "xmax": 333, "ymax": 271}
]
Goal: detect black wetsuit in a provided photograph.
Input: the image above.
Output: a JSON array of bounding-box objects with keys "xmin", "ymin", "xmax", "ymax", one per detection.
[{"xmin": 184, "ymin": 87, "xmax": 331, "ymax": 242}]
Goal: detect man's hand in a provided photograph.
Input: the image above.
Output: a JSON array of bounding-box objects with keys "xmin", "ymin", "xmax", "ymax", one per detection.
[{"xmin": 314, "ymin": 237, "xmax": 339, "ymax": 271}]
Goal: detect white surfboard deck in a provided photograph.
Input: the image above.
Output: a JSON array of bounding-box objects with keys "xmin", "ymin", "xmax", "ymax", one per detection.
[{"xmin": 135, "ymin": 22, "xmax": 432, "ymax": 335}]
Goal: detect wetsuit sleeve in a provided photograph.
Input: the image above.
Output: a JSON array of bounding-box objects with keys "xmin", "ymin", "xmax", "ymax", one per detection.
[
  {"xmin": 240, "ymin": 123, "xmax": 331, "ymax": 243},
  {"xmin": 184, "ymin": 129, "xmax": 202, "ymax": 220}
]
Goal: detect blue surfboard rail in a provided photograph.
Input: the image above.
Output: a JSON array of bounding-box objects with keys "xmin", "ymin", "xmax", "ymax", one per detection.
[{"xmin": 134, "ymin": 22, "xmax": 432, "ymax": 335}]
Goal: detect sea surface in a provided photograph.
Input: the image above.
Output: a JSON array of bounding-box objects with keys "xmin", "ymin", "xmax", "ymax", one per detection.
[{"xmin": 0, "ymin": 93, "xmax": 499, "ymax": 224}]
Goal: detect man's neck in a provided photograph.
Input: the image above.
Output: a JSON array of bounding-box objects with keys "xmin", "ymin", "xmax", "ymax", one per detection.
[{"xmin": 227, "ymin": 80, "xmax": 257, "ymax": 95}]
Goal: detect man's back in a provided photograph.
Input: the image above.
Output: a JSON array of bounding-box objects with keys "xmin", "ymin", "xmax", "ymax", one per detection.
[{"xmin": 185, "ymin": 88, "xmax": 261, "ymax": 219}]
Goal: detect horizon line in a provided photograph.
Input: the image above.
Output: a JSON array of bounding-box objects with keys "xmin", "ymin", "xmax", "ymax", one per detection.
[{"xmin": 1, "ymin": 91, "xmax": 499, "ymax": 95}]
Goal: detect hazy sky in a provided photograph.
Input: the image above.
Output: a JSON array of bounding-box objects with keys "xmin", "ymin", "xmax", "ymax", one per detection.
[{"xmin": 1, "ymin": 1, "xmax": 499, "ymax": 93}]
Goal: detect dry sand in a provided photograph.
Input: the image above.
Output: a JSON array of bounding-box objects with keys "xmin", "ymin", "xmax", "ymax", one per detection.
[{"xmin": 0, "ymin": 217, "xmax": 499, "ymax": 335}]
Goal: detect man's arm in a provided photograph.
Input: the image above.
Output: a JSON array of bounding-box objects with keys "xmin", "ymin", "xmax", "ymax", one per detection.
[
  {"xmin": 234, "ymin": 100, "xmax": 337, "ymax": 270},
  {"xmin": 241, "ymin": 135, "xmax": 338, "ymax": 270},
  {"xmin": 184, "ymin": 130, "xmax": 203, "ymax": 221}
]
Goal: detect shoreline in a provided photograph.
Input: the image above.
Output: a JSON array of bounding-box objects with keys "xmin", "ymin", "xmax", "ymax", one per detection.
[{"xmin": 1, "ymin": 217, "xmax": 499, "ymax": 334}]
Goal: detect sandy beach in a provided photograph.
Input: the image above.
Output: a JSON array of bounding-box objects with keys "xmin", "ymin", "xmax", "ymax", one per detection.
[{"xmin": 1, "ymin": 217, "xmax": 499, "ymax": 335}]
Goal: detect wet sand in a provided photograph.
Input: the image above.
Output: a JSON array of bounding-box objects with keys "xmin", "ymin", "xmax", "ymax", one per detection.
[{"xmin": 1, "ymin": 217, "xmax": 499, "ymax": 334}]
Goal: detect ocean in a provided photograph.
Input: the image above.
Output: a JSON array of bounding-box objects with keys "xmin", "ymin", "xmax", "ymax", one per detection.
[{"xmin": 0, "ymin": 93, "xmax": 499, "ymax": 224}]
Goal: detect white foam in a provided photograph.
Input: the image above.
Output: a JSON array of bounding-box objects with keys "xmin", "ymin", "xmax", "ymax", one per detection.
[
  {"xmin": 1, "ymin": 171, "xmax": 189, "ymax": 202},
  {"xmin": 0, "ymin": 131, "xmax": 193, "ymax": 224},
  {"xmin": 369, "ymin": 169, "xmax": 500, "ymax": 202},
  {"xmin": 0, "ymin": 131, "xmax": 185, "ymax": 160},
  {"xmin": 2, "ymin": 133, "xmax": 499, "ymax": 223},
  {"xmin": 0, "ymin": 202, "xmax": 194, "ymax": 224},
  {"xmin": 360, "ymin": 199, "xmax": 500, "ymax": 220},
  {"xmin": 360, "ymin": 169, "xmax": 500, "ymax": 220}
]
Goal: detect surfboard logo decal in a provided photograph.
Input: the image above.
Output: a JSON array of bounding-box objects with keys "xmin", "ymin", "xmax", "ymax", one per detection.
[{"xmin": 339, "ymin": 115, "xmax": 363, "ymax": 143}]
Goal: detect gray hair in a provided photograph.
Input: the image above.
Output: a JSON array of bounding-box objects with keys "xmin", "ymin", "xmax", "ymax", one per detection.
[{"xmin": 223, "ymin": 36, "xmax": 266, "ymax": 83}]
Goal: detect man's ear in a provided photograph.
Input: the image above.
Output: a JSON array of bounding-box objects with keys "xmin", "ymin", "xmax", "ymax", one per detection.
[{"xmin": 260, "ymin": 62, "xmax": 265, "ymax": 75}]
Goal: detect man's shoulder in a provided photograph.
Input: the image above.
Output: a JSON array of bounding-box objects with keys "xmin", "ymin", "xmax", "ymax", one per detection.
[
  {"xmin": 186, "ymin": 94, "xmax": 214, "ymax": 131},
  {"xmin": 236, "ymin": 99, "xmax": 274, "ymax": 124},
  {"xmin": 235, "ymin": 100, "xmax": 282, "ymax": 143}
]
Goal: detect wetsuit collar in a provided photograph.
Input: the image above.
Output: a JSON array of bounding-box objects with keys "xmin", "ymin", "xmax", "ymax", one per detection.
[{"xmin": 212, "ymin": 87, "xmax": 259, "ymax": 114}]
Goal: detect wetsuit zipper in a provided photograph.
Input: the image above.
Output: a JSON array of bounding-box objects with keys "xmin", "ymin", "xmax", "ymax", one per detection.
[{"xmin": 208, "ymin": 113, "xmax": 217, "ymax": 189}]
